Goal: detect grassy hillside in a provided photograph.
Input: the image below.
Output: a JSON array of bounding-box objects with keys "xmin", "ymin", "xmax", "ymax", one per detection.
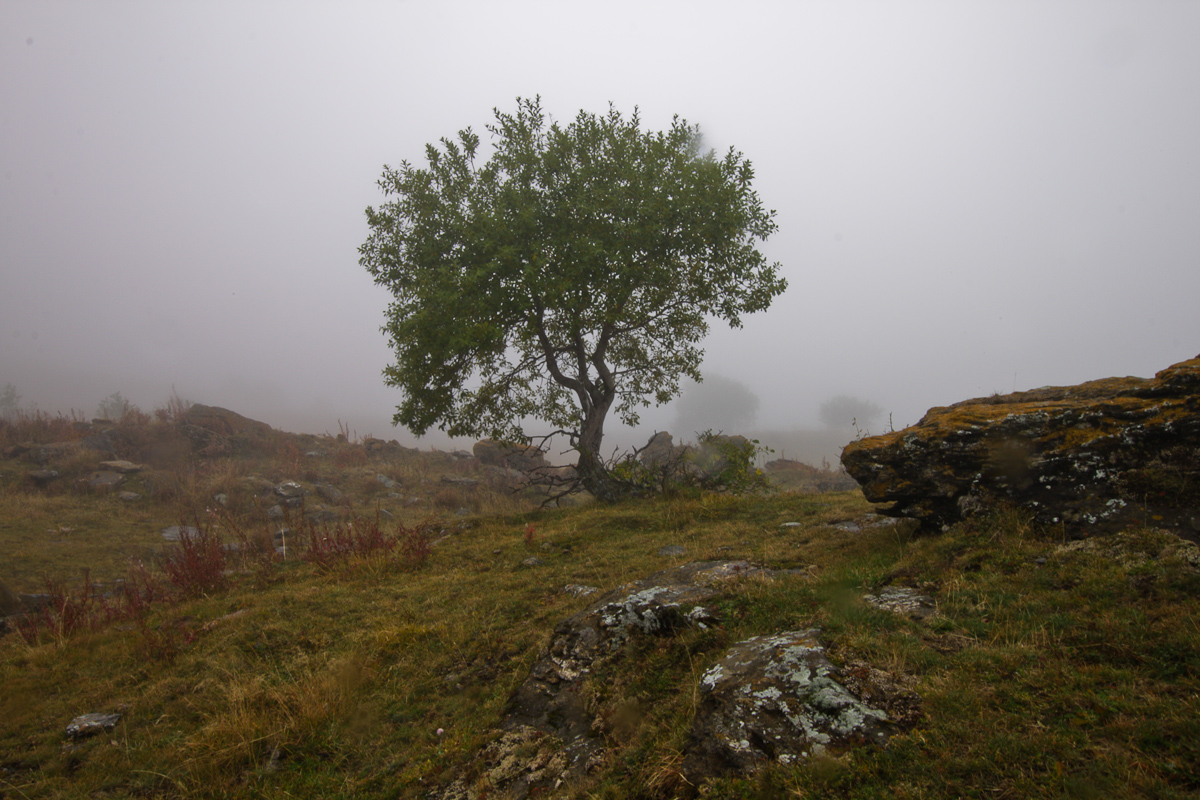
[{"xmin": 1, "ymin": 410, "xmax": 1197, "ymax": 798}]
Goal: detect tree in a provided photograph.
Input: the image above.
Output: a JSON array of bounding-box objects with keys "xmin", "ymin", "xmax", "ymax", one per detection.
[
  {"xmin": 360, "ymin": 98, "xmax": 786, "ymax": 500},
  {"xmin": 96, "ymin": 392, "xmax": 132, "ymax": 421},
  {"xmin": 818, "ymin": 395, "xmax": 884, "ymax": 430}
]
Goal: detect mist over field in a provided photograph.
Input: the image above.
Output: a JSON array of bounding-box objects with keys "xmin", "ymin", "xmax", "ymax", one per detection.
[{"xmin": 3, "ymin": 1, "xmax": 1198, "ymax": 464}]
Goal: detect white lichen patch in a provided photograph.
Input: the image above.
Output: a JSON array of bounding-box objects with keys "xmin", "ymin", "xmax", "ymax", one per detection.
[{"xmin": 694, "ymin": 630, "xmax": 894, "ymax": 770}]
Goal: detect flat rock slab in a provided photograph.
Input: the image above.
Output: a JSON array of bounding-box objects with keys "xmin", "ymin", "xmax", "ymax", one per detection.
[
  {"xmin": 86, "ymin": 471, "xmax": 126, "ymax": 491},
  {"xmin": 863, "ymin": 586, "xmax": 937, "ymax": 619},
  {"xmin": 27, "ymin": 469, "xmax": 60, "ymax": 487},
  {"xmin": 99, "ymin": 460, "xmax": 144, "ymax": 474},
  {"xmin": 684, "ymin": 630, "xmax": 893, "ymax": 777},
  {"xmin": 161, "ymin": 525, "xmax": 200, "ymax": 542},
  {"xmin": 65, "ymin": 712, "xmax": 121, "ymax": 739}
]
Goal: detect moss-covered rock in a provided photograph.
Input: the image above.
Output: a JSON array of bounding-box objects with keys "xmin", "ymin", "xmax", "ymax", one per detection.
[{"xmin": 841, "ymin": 355, "xmax": 1200, "ymax": 536}]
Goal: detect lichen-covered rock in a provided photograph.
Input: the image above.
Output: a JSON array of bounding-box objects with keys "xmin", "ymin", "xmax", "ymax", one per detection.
[
  {"xmin": 842, "ymin": 355, "xmax": 1200, "ymax": 534},
  {"xmin": 65, "ymin": 712, "xmax": 121, "ymax": 739},
  {"xmin": 451, "ymin": 561, "xmax": 767, "ymax": 798},
  {"xmin": 684, "ymin": 630, "xmax": 895, "ymax": 778}
]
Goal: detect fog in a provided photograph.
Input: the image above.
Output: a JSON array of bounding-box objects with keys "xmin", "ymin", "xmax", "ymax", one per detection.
[{"xmin": 3, "ymin": 2, "xmax": 1198, "ymax": 462}]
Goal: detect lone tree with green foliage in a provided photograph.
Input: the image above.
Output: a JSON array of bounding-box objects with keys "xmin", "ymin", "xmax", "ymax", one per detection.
[{"xmin": 360, "ymin": 98, "xmax": 786, "ymax": 500}]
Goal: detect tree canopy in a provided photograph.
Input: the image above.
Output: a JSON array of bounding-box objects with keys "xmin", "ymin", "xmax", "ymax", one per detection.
[{"xmin": 360, "ymin": 97, "xmax": 785, "ymax": 499}]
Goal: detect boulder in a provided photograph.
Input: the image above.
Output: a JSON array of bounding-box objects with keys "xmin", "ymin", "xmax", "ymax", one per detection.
[
  {"xmin": 27, "ymin": 469, "xmax": 60, "ymax": 487},
  {"xmin": 683, "ymin": 630, "xmax": 894, "ymax": 777},
  {"xmin": 638, "ymin": 431, "xmax": 682, "ymax": 467},
  {"xmin": 182, "ymin": 404, "xmax": 272, "ymax": 437},
  {"xmin": 181, "ymin": 404, "xmax": 273, "ymax": 454},
  {"xmin": 473, "ymin": 440, "xmax": 548, "ymax": 471},
  {"xmin": 842, "ymin": 355, "xmax": 1200, "ymax": 534},
  {"xmin": 0, "ymin": 579, "xmax": 20, "ymax": 618},
  {"xmin": 490, "ymin": 562, "xmax": 769, "ymax": 794}
]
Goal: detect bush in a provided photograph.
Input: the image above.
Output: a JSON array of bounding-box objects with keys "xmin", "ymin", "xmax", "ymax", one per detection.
[
  {"xmin": 302, "ymin": 515, "xmax": 433, "ymax": 573},
  {"xmin": 162, "ymin": 524, "xmax": 227, "ymax": 598}
]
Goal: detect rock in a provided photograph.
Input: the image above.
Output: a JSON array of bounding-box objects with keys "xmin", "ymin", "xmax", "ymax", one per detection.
[
  {"xmin": 563, "ymin": 584, "xmax": 599, "ymax": 598},
  {"xmin": 683, "ymin": 630, "xmax": 894, "ymax": 777},
  {"xmin": 274, "ymin": 481, "xmax": 305, "ymax": 499},
  {"xmin": 842, "ymin": 355, "xmax": 1200, "ymax": 534},
  {"xmin": 473, "ymin": 440, "xmax": 548, "ymax": 471},
  {"xmin": 497, "ymin": 561, "xmax": 766, "ymax": 792},
  {"xmin": 181, "ymin": 404, "xmax": 273, "ymax": 454},
  {"xmin": 213, "ymin": 493, "xmax": 228, "ymax": 506},
  {"xmin": 243, "ymin": 476, "xmax": 277, "ymax": 493},
  {"xmin": 863, "ymin": 586, "xmax": 937, "ymax": 620},
  {"xmin": 79, "ymin": 432, "xmax": 117, "ymax": 457},
  {"xmin": 375, "ymin": 474, "xmax": 397, "ymax": 489},
  {"xmin": 85, "ymin": 471, "xmax": 125, "ymax": 492},
  {"xmin": 314, "ymin": 483, "xmax": 345, "ymax": 504},
  {"xmin": 18, "ymin": 593, "xmax": 51, "ymax": 612},
  {"xmin": 183, "ymin": 404, "xmax": 272, "ymax": 437},
  {"xmin": 161, "ymin": 525, "xmax": 199, "ymax": 542},
  {"xmin": 266, "ymin": 505, "xmax": 284, "ymax": 521},
  {"xmin": 65, "ymin": 712, "xmax": 121, "ymax": 739},
  {"xmin": 520, "ymin": 557, "xmax": 546, "ymax": 568},
  {"xmin": 98, "ymin": 460, "xmax": 143, "ymax": 474},
  {"xmin": 692, "ymin": 434, "xmax": 752, "ymax": 478},
  {"xmin": 638, "ymin": 431, "xmax": 682, "ymax": 467},
  {"xmin": 0, "ymin": 579, "xmax": 20, "ymax": 617},
  {"xmin": 1055, "ymin": 528, "xmax": 1200, "ymax": 572},
  {"xmin": 117, "ymin": 491, "xmax": 141, "ymax": 502},
  {"xmin": 658, "ymin": 544, "xmax": 686, "ymax": 556},
  {"xmin": 27, "ymin": 469, "xmax": 60, "ymax": 487},
  {"xmin": 363, "ymin": 437, "xmax": 415, "ymax": 456},
  {"xmin": 440, "ymin": 476, "xmax": 480, "ymax": 488}
]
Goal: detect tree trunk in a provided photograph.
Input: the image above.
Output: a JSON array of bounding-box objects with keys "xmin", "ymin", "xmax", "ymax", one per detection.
[{"xmin": 574, "ymin": 403, "xmax": 626, "ymax": 502}]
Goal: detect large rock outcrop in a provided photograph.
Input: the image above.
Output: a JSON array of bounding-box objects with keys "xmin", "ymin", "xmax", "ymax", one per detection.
[{"xmin": 842, "ymin": 355, "xmax": 1200, "ymax": 535}]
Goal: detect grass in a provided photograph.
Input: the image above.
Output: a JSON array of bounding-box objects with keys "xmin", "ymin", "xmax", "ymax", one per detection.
[{"xmin": 1, "ymin": 412, "xmax": 1198, "ymax": 798}]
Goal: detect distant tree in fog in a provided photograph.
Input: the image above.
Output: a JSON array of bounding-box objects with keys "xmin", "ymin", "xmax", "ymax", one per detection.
[
  {"xmin": 96, "ymin": 392, "xmax": 133, "ymax": 421},
  {"xmin": 673, "ymin": 375, "xmax": 760, "ymax": 438},
  {"xmin": 819, "ymin": 395, "xmax": 883, "ymax": 429}
]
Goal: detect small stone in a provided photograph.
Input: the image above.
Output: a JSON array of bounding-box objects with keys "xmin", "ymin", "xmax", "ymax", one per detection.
[
  {"xmin": 65, "ymin": 712, "xmax": 121, "ymax": 739},
  {"xmin": 563, "ymin": 584, "xmax": 599, "ymax": 597},
  {"xmin": 375, "ymin": 474, "xmax": 397, "ymax": 489},
  {"xmin": 658, "ymin": 545, "xmax": 686, "ymax": 557},
  {"xmin": 779, "ymin": 522, "xmax": 803, "ymax": 529},
  {"xmin": 117, "ymin": 491, "xmax": 141, "ymax": 502},
  {"xmin": 266, "ymin": 505, "xmax": 284, "ymax": 520},
  {"xmin": 162, "ymin": 525, "xmax": 199, "ymax": 542},
  {"xmin": 213, "ymin": 493, "xmax": 229, "ymax": 507},
  {"xmin": 86, "ymin": 471, "xmax": 125, "ymax": 492},
  {"xmin": 521, "ymin": 557, "xmax": 546, "ymax": 568}
]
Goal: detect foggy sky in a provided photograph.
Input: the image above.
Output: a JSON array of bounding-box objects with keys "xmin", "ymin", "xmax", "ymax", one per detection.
[{"xmin": 3, "ymin": 1, "xmax": 1198, "ymax": 452}]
